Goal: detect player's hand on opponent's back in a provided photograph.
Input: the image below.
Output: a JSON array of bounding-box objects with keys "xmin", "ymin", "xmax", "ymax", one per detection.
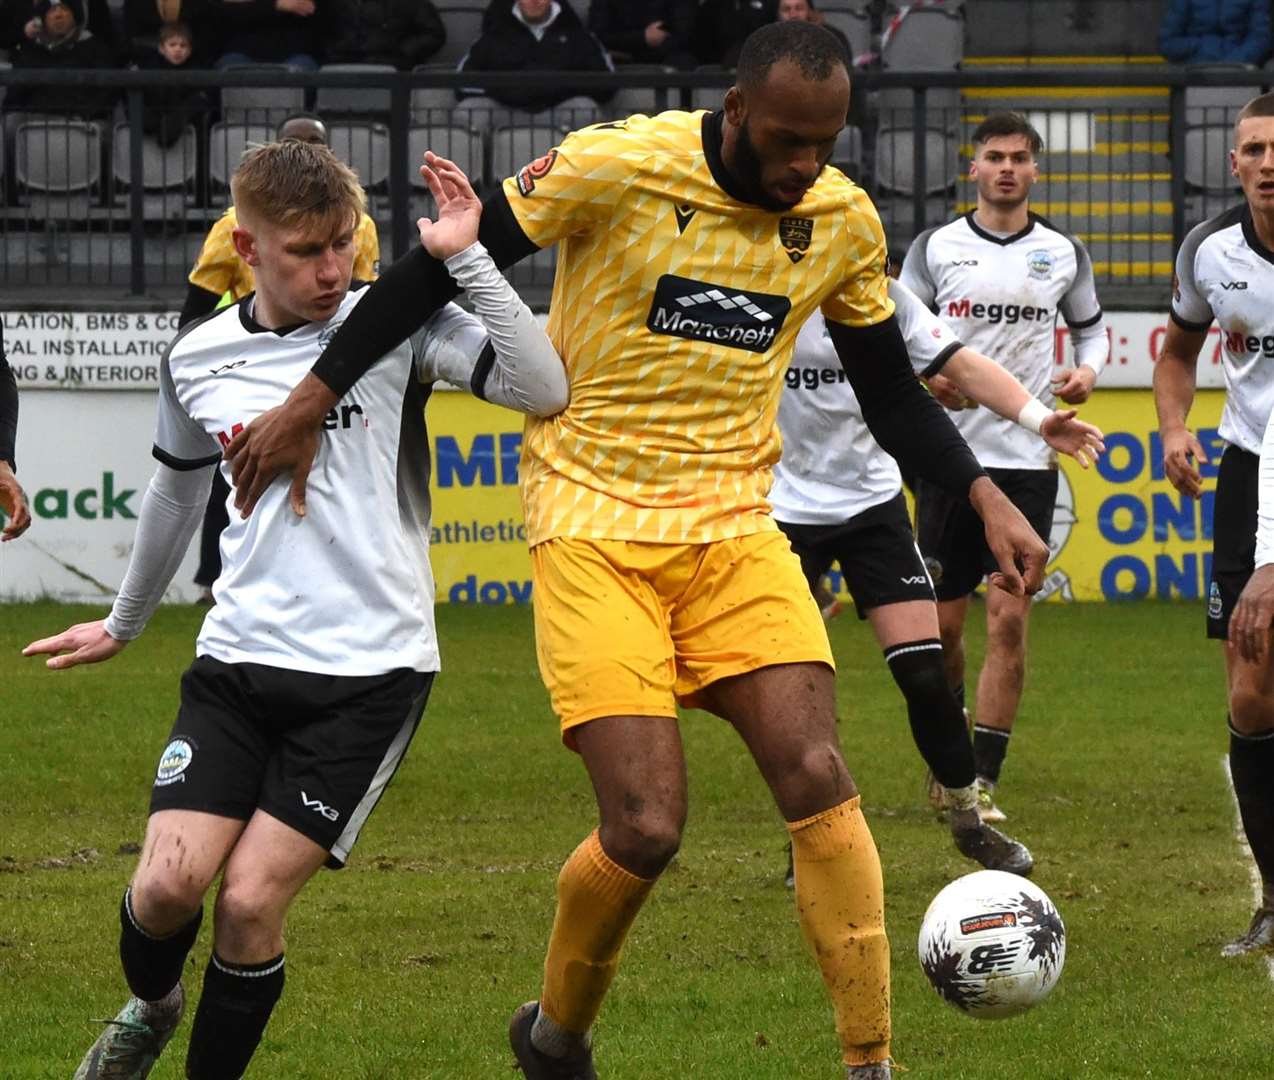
[
  {"xmin": 1051, "ymin": 365, "xmax": 1096, "ymax": 405},
  {"xmin": 0, "ymin": 460, "xmax": 31, "ymax": 540},
  {"xmin": 1040, "ymin": 409, "xmax": 1105, "ymax": 469},
  {"xmin": 926, "ymin": 372, "xmax": 975, "ymax": 410},
  {"xmin": 417, "ymin": 151, "xmax": 481, "ymax": 260},
  {"xmin": 1160, "ymin": 425, "xmax": 1208, "ymax": 499},
  {"xmin": 968, "ymin": 476, "xmax": 1049, "ymax": 597},
  {"xmin": 23, "ymin": 619, "xmax": 127, "ymax": 670},
  {"xmin": 1230, "ymin": 565, "xmax": 1274, "ymax": 663}
]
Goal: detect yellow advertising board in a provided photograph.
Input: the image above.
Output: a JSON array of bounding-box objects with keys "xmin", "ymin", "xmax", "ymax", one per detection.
[{"xmin": 425, "ymin": 389, "xmax": 1230, "ymax": 606}]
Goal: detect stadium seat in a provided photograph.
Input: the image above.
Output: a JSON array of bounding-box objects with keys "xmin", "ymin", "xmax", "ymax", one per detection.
[
  {"xmin": 1184, "ymin": 71, "xmax": 1263, "ymax": 127},
  {"xmin": 327, "ymin": 121, "xmax": 391, "ymax": 191},
  {"xmin": 409, "ymin": 124, "xmax": 483, "ymax": 208},
  {"xmin": 412, "ymin": 64, "xmax": 462, "ymax": 123},
  {"xmin": 874, "ymin": 127, "xmax": 959, "ymax": 196},
  {"xmin": 0, "ymin": 60, "xmax": 10, "ymax": 113},
  {"xmin": 882, "ymin": 2, "xmax": 965, "ymax": 70},
  {"xmin": 1183, "ymin": 125, "xmax": 1241, "ymax": 193},
  {"xmin": 111, "ymin": 124, "xmax": 198, "ymax": 218},
  {"xmin": 819, "ymin": 6, "xmax": 871, "ymax": 62},
  {"xmin": 830, "ymin": 124, "xmax": 864, "ymax": 181},
  {"xmin": 437, "ymin": 7, "xmax": 485, "ymax": 66},
  {"xmin": 14, "ymin": 120, "xmax": 101, "ymax": 217},
  {"xmin": 208, "ymin": 122, "xmax": 273, "ymax": 196},
  {"xmin": 220, "ymin": 66, "xmax": 307, "ymax": 126},
  {"xmin": 314, "ymin": 63, "xmax": 396, "ymax": 118},
  {"xmin": 606, "ymin": 65, "xmax": 674, "ymax": 119},
  {"xmin": 489, "ymin": 123, "xmax": 563, "ymax": 185}
]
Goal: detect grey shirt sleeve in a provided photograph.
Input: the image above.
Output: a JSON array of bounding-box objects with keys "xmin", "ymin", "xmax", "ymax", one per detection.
[{"xmin": 899, "ymin": 227, "xmax": 939, "ymax": 309}]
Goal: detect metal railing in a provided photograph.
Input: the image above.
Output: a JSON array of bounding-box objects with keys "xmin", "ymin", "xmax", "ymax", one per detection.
[{"xmin": 0, "ymin": 65, "xmax": 1264, "ymax": 302}]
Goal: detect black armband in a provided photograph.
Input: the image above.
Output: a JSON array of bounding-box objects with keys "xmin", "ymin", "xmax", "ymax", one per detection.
[
  {"xmin": 827, "ymin": 316, "xmax": 985, "ymax": 499},
  {"xmin": 310, "ymin": 187, "xmax": 538, "ymax": 400}
]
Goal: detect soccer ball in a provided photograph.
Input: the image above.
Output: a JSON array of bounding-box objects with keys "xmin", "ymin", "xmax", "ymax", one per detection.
[{"xmin": 917, "ymin": 869, "xmax": 1066, "ymax": 1019}]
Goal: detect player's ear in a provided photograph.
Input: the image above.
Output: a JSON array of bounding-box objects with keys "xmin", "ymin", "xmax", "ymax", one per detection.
[
  {"xmin": 723, "ymin": 85, "xmax": 745, "ymax": 127},
  {"xmin": 1230, "ymin": 147, "xmax": 1240, "ymax": 180},
  {"xmin": 231, "ymin": 226, "xmax": 259, "ymax": 266}
]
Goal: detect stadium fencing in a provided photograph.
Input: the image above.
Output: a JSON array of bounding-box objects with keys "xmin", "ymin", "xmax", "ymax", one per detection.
[{"xmin": 0, "ymin": 65, "xmax": 1266, "ymax": 301}]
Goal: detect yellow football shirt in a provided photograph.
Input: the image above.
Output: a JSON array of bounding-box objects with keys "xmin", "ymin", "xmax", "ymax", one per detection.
[
  {"xmin": 188, "ymin": 207, "xmax": 381, "ymax": 300},
  {"xmin": 502, "ymin": 109, "xmax": 894, "ymax": 546}
]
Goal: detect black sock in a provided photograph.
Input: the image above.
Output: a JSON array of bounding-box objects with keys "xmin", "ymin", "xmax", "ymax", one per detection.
[
  {"xmin": 884, "ymin": 639, "xmax": 976, "ymax": 790},
  {"xmin": 118, "ymin": 887, "xmax": 202, "ymax": 1003},
  {"xmin": 186, "ymin": 952, "xmax": 285, "ymax": 1080},
  {"xmin": 973, "ymin": 724, "xmax": 1011, "ymax": 785},
  {"xmin": 952, "ymin": 682, "xmax": 966, "ymax": 710},
  {"xmin": 1230, "ymin": 724, "xmax": 1274, "ymax": 900}
]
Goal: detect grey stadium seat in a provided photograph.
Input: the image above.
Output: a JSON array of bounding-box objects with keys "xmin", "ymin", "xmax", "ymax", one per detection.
[
  {"xmin": 412, "ymin": 64, "xmax": 462, "ymax": 123},
  {"xmin": 409, "ymin": 124, "xmax": 483, "ymax": 206},
  {"xmin": 327, "ymin": 121, "xmax": 391, "ymax": 191},
  {"xmin": 489, "ymin": 123, "xmax": 563, "ymax": 185},
  {"xmin": 314, "ymin": 63, "xmax": 396, "ymax": 117},
  {"xmin": 819, "ymin": 6, "xmax": 871, "ymax": 61},
  {"xmin": 606, "ymin": 65, "xmax": 675, "ymax": 119},
  {"xmin": 437, "ymin": 8, "xmax": 486, "ymax": 66},
  {"xmin": 882, "ymin": 2, "xmax": 965, "ymax": 70},
  {"xmin": 874, "ymin": 127, "xmax": 959, "ymax": 196},
  {"xmin": 15, "ymin": 121, "xmax": 100, "ymax": 208},
  {"xmin": 209, "ymin": 122, "xmax": 273, "ymax": 193},
  {"xmin": 112, "ymin": 124, "xmax": 198, "ymax": 190},
  {"xmin": 219, "ymin": 65, "xmax": 306, "ymax": 125},
  {"xmin": 1183, "ymin": 125, "xmax": 1242, "ymax": 193}
]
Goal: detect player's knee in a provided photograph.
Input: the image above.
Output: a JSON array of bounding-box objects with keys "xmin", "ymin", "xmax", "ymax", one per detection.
[
  {"xmin": 130, "ymin": 872, "xmax": 205, "ymax": 933},
  {"xmin": 600, "ymin": 811, "xmax": 684, "ymax": 877},
  {"xmin": 213, "ymin": 878, "xmax": 285, "ymax": 942},
  {"xmin": 887, "ymin": 654, "xmax": 949, "ymax": 710},
  {"xmin": 1229, "ymin": 688, "xmax": 1274, "ymax": 733},
  {"xmin": 776, "ymin": 738, "xmax": 853, "ymax": 811}
]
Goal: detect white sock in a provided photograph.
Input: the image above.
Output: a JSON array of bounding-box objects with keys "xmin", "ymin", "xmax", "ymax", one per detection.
[
  {"xmin": 530, "ymin": 1007, "xmax": 591, "ymax": 1059},
  {"xmin": 945, "ymin": 783, "xmax": 978, "ymax": 812}
]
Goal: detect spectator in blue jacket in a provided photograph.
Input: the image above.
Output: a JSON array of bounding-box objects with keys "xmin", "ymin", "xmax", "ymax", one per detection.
[{"xmin": 1159, "ymin": 0, "xmax": 1271, "ymax": 66}]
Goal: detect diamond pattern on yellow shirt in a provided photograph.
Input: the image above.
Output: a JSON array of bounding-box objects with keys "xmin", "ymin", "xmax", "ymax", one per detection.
[
  {"xmin": 188, "ymin": 208, "xmax": 381, "ymax": 299},
  {"xmin": 503, "ymin": 110, "xmax": 894, "ymax": 546}
]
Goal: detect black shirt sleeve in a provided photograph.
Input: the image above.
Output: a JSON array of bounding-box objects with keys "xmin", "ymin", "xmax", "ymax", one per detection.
[
  {"xmin": 826, "ymin": 316, "xmax": 985, "ymax": 499},
  {"xmin": 0, "ymin": 326, "xmax": 18, "ymax": 470},
  {"xmin": 179, "ymin": 283, "xmax": 222, "ymax": 328},
  {"xmin": 311, "ymin": 187, "xmax": 538, "ymax": 398}
]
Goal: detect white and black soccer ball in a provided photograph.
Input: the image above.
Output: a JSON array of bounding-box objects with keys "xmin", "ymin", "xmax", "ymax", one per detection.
[{"xmin": 917, "ymin": 869, "xmax": 1066, "ymax": 1019}]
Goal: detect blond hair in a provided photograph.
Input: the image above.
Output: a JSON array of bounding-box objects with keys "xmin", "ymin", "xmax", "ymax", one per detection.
[{"xmin": 231, "ymin": 139, "xmax": 365, "ymax": 237}]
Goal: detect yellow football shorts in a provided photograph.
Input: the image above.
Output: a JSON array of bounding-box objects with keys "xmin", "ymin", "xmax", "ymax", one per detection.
[{"xmin": 530, "ymin": 531, "xmax": 835, "ymax": 744}]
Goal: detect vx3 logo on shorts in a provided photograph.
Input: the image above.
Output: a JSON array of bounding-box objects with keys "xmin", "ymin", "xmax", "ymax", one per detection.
[
  {"xmin": 900, "ymin": 575, "xmax": 929, "ymax": 585},
  {"xmin": 301, "ymin": 792, "xmax": 340, "ymax": 822},
  {"xmin": 646, "ymin": 274, "xmax": 791, "ymax": 353}
]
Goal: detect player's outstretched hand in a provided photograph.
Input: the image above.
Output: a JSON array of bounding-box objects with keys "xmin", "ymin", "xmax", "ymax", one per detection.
[
  {"xmin": 926, "ymin": 372, "xmax": 974, "ymax": 410},
  {"xmin": 224, "ymin": 373, "xmax": 337, "ymax": 519},
  {"xmin": 417, "ymin": 151, "xmax": 481, "ymax": 261},
  {"xmin": 1230, "ymin": 565, "xmax": 1274, "ymax": 663},
  {"xmin": 969, "ymin": 476, "xmax": 1049, "ymax": 597},
  {"xmin": 1051, "ymin": 366, "xmax": 1096, "ymax": 405},
  {"xmin": 23, "ymin": 619, "xmax": 127, "ymax": 670},
  {"xmin": 0, "ymin": 460, "xmax": 31, "ymax": 540},
  {"xmin": 1160, "ymin": 426, "xmax": 1208, "ymax": 499},
  {"xmin": 1040, "ymin": 409, "xmax": 1105, "ymax": 469}
]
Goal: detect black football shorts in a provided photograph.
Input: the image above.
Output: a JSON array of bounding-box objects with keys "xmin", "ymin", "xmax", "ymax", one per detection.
[
  {"xmin": 1207, "ymin": 445, "xmax": 1258, "ymax": 640},
  {"xmin": 149, "ymin": 656, "xmax": 434, "ymax": 867}
]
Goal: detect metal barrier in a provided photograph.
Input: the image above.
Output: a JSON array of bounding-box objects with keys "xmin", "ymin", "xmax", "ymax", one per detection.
[{"xmin": 0, "ymin": 65, "xmax": 1265, "ymax": 302}]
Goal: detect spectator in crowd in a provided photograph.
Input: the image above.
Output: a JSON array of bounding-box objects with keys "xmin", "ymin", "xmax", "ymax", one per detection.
[
  {"xmin": 1159, "ymin": 0, "xmax": 1271, "ymax": 66},
  {"xmin": 179, "ymin": 113, "xmax": 380, "ymax": 603},
  {"xmin": 213, "ymin": 0, "xmax": 337, "ymax": 70},
  {"xmin": 5, "ymin": 0, "xmax": 118, "ymax": 119},
  {"xmin": 692, "ymin": 0, "xmax": 776, "ymax": 67},
  {"xmin": 124, "ymin": 0, "xmax": 211, "ymax": 56},
  {"xmin": 136, "ymin": 21, "xmax": 212, "ymax": 146},
  {"xmin": 777, "ymin": 0, "xmax": 850, "ymax": 60},
  {"xmin": 0, "ymin": 326, "xmax": 31, "ymax": 542},
  {"xmin": 4, "ymin": 0, "xmax": 118, "ymax": 52},
  {"xmin": 586, "ymin": 0, "xmax": 695, "ymax": 68},
  {"xmin": 327, "ymin": 0, "xmax": 445, "ymax": 69},
  {"xmin": 456, "ymin": 0, "xmax": 613, "ymax": 119}
]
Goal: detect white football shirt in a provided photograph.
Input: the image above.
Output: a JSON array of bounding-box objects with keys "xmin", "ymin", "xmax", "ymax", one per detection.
[
  {"xmin": 769, "ymin": 280, "xmax": 962, "ymax": 525},
  {"xmin": 901, "ymin": 211, "xmax": 1106, "ymax": 469},
  {"xmin": 156, "ymin": 288, "xmax": 506, "ymax": 677},
  {"xmin": 1171, "ymin": 204, "xmax": 1274, "ymax": 456}
]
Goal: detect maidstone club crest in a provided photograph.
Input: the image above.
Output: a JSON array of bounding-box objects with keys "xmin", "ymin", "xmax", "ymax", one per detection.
[{"xmin": 779, "ymin": 216, "xmax": 814, "ymax": 263}]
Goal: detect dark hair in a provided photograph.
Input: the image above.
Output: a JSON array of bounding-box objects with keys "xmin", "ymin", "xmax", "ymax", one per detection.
[
  {"xmin": 158, "ymin": 19, "xmax": 191, "ymax": 42},
  {"xmin": 736, "ymin": 20, "xmax": 848, "ymax": 92},
  {"xmin": 971, "ymin": 112, "xmax": 1044, "ymax": 155},
  {"xmin": 275, "ymin": 113, "xmax": 328, "ymax": 143},
  {"xmin": 1236, "ymin": 92, "xmax": 1274, "ymax": 127}
]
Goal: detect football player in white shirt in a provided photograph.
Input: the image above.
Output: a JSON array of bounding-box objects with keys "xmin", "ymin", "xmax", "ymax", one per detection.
[
  {"xmin": 901, "ymin": 112, "xmax": 1109, "ymax": 823},
  {"xmin": 1156, "ymin": 92, "xmax": 1274, "ymax": 958},
  {"xmin": 23, "ymin": 142, "xmax": 568, "ymax": 1079},
  {"xmin": 775, "ymin": 280, "xmax": 1103, "ymax": 882}
]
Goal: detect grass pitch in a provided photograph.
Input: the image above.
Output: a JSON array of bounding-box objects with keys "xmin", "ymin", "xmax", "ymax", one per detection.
[{"xmin": 0, "ymin": 600, "xmax": 1268, "ymax": 1078}]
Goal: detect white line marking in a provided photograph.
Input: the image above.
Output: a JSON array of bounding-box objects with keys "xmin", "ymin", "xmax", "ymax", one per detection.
[{"xmin": 1221, "ymin": 755, "xmax": 1274, "ymax": 983}]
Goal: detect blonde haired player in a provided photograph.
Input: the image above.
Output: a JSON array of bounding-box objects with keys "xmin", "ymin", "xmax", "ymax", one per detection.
[
  {"xmin": 222, "ymin": 22, "xmax": 1050, "ymax": 1079},
  {"xmin": 25, "ymin": 143, "xmax": 567, "ymax": 1079}
]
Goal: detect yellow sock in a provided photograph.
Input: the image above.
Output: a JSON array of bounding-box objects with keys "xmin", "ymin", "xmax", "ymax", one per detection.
[
  {"xmin": 787, "ymin": 796, "xmax": 891, "ymax": 1067},
  {"xmin": 540, "ymin": 830, "xmax": 655, "ymax": 1034}
]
